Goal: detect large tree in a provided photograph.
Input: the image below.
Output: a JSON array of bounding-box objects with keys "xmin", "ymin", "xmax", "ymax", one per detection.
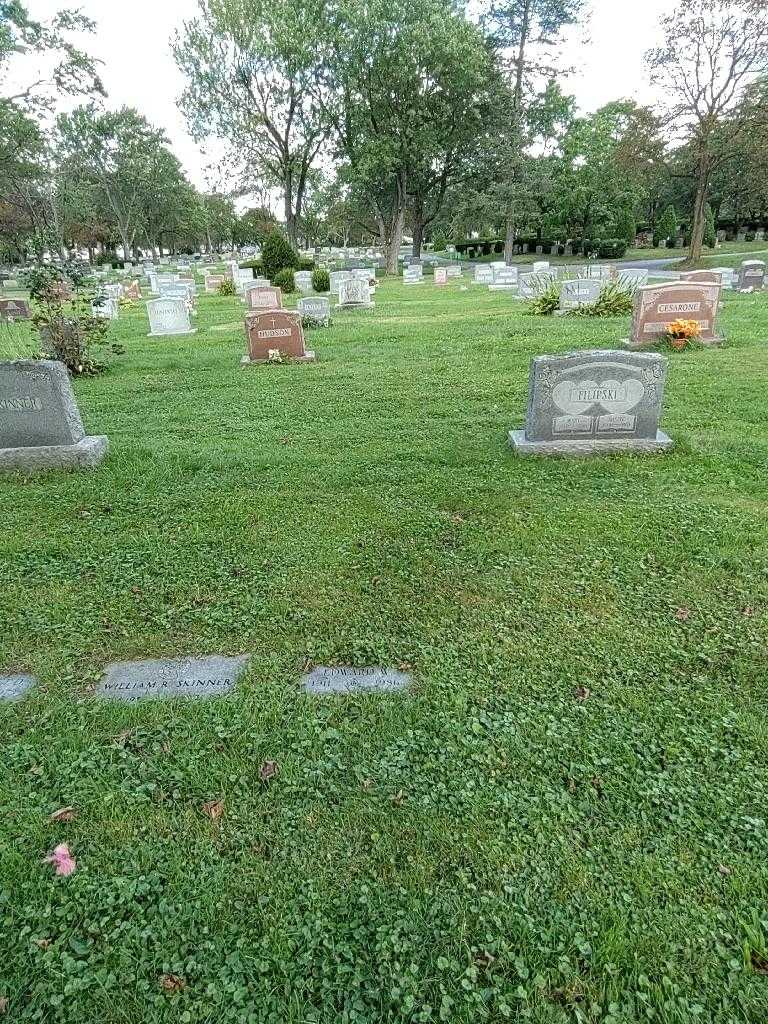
[
  {"xmin": 57, "ymin": 106, "xmax": 188, "ymax": 260},
  {"xmin": 173, "ymin": 0, "xmax": 329, "ymax": 247},
  {"xmin": 647, "ymin": 0, "xmax": 768, "ymax": 263},
  {"xmin": 481, "ymin": 0, "xmax": 587, "ymax": 260},
  {"xmin": 319, "ymin": 0, "xmax": 497, "ymax": 272}
]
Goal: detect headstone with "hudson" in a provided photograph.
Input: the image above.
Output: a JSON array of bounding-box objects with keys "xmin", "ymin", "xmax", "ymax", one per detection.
[
  {"xmin": 627, "ymin": 281, "xmax": 722, "ymax": 348},
  {"xmin": 0, "ymin": 360, "xmax": 108, "ymax": 471},
  {"xmin": 509, "ymin": 350, "xmax": 672, "ymax": 457},
  {"xmin": 243, "ymin": 310, "xmax": 315, "ymax": 364}
]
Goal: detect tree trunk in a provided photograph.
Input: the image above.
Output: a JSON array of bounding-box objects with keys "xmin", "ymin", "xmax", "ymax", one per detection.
[
  {"xmin": 411, "ymin": 203, "xmax": 424, "ymax": 259},
  {"xmin": 284, "ymin": 185, "xmax": 296, "ymax": 247},
  {"xmin": 504, "ymin": 214, "xmax": 516, "ymax": 264},
  {"xmin": 688, "ymin": 147, "xmax": 711, "ymax": 264}
]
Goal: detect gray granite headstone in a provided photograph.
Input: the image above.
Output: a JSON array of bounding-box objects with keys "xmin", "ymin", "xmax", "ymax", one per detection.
[
  {"xmin": 558, "ymin": 278, "xmax": 601, "ymax": 312},
  {"xmin": 298, "ymin": 296, "xmax": 331, "ymax": 326},
  {"xmin": 0, "ymin": 674, "xmax": 36, "ymax": 700},
  {"xmin": 97, "ymin": 654, "xmax": 250, "ymax": 701},
  {"xmin": 509, "ymin": 349, "xmax": 673, "ymax": 456},
  {"xmin": 302, "ymin": 666, "xmax": 412, "ymax": 695},
  {"xmin": 0, "ymin": 360, "xmax": 108, "ymax": 471}
]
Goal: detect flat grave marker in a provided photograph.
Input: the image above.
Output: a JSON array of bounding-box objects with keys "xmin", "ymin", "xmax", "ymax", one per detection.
[
  {"xmin": 0, "ymin": 673, "xmax": 36, "ymax": 700},
  {"xmin": 97, "ymin": 654, "xmax": 250, "ymax": 702},
  {"xmin": 509, "ymin": 349, "xmax": 673, "ymax": 457},
  {"xmin": 302, "ymin": 666, "xmax": 413, "ymax": 695}
]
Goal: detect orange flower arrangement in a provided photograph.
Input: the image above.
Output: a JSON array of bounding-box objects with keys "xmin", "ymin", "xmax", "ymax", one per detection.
[{"xmin": 665, "ymin": 318, "xmax": 702, "ymax": 350}]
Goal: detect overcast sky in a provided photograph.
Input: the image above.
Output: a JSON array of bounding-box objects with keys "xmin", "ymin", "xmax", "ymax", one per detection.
[{"xmin": 22, "ymin": 0, "xmax": 675, "ymax": 194}]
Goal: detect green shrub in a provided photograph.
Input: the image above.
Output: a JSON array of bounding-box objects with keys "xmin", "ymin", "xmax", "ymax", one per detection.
[
  {"xmin": 526, "ymin": 275, "xmax": 560, "ymax": 315},
  {"xmin": 657, "ymin": 205, "xmax": 678, "ymax": 246},
  {"xmin": 218, "ymin": 279, "xmax": 236, "ymax": 296},
  {"xmin": 299, "ymin": 257, "xmax": 315, "ymax": 271},
  {"xmin": 239, "ymin": 258, "xmax": 264, "ymax": 272},
  {"xmin": 596, "ymin": 239, "xmax": 628, "ymax": 259},
  {"xmin": 261, "ymin": 231, "xmax": 300, "ymax": 281},
  {"xmin": 432, "ymin": 231, "xmax": 447, "ymax": 252},
  {"xmin": 312, "ymin": 268, "xmax": 330, "ymax": 292},
  {"xmin": 572, "ymin": 280, "xmax": 635, "ymax": 318},
  {"xmin": 274, "ymin": 268, "xmax": 296, "ymax": 293}
]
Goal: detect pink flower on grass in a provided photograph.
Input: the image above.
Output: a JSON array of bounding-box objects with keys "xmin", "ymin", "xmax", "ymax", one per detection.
[{"xmin": 44, "ymin": 843, "xmax": 76, "ymax": 877}]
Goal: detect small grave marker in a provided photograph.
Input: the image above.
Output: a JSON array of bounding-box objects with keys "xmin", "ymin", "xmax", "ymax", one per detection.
[
  {"xmin": 0, "ymin": 299, "xmax": 31, "ymax": 322},
  {"xmin": 434, "ymin": 267, "xmax": 448, "ymax": 286},
  {"xmin": 558, "ymin": 278, "xmax": 601, "ymax": 312},
  {"xmin": 97, "ymin": 654, "xmax": 250, "ymax": 701},
  {"xmin": 474, "ymin": 266, "xmax": 493, "ymax": 285},
  {"xmin": 246, "ymin": 286, "xmax": 283, "ymax": 311},
  {"xmin": 337, "ymin": 277, "xmax": 374, "ymax": 309},
  {"xmin": 0, "ymin": 673, "xmax": 36, "ymax": 700},
  {"xmin": 736, "ymin": 260, "xmax": 766, "ymax": 291},
  {"xmin": 302, "ymin": 666, "xmax": 412, "ymax": 695},
  {"xmin": 298, "ymin": 296, "xmax": 331, "ymax": 326}
]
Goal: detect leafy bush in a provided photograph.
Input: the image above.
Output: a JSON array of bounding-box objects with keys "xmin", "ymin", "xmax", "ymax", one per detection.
[
  {"xmin": 312, "ymin": 268, "xmax": 330, "ymax": 292},
  {"xmin": 526, "ymin": 275, "xmax": 561, "ymax": 315},
  {"xmin": 299, "ymin": 257, "xmax": 315, "ymax": 271},
  {"xmin": 571, "ymin": 280, "xmax": 635, "ymax": 318},
  {"xmin": 274, "ymin": 268, "xmax": 296, "ymax": 293},
  {"xmin": 217, "ymin": 279, "xmax": 237, "ymax": 296},
  {"xmin": 261, "ymin": 231, "xmax": 300, "ymax": 280},
  {"xmin": 595, "ymin": 239, "xmax": 628, "ymax": 259},
  {"xmin": 432, "ymin": 231, "xmax": 447, "ymax": 252},
  {"xmin": 239, "ymin": 258, "xmax": 263, "ymax": 272},
  {"xmin": 28, "ymin": 265, "xmax": 119, "ymax": 375},
  {"xmin": 657, "ymin": 205, "xmax": 678, "ymax": 245}
]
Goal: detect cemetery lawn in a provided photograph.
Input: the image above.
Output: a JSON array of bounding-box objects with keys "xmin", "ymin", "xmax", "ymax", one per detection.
[{"xmin": 3, "ymin": 279, "xmax": 768, "ymax": 1024}]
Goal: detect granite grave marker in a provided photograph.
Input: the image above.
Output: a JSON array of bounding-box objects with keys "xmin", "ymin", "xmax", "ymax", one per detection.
[
  {"xmin": 243, "ymin": 310, "xmax": 315, "ymax": 363},
  {"xmin": 97, "ymin": 654, "xmax": 250, "ymax": 701}
]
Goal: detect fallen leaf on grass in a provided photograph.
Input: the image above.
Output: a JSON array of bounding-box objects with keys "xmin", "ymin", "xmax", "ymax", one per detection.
[
  {"xmin": 0, "ymin": 997, "xmax": 8, "ymax": 1014},
  {"xmin": 361, "ymin": 778, "xmax": 374, "ymax": 791},
  {"xmin": 742, "ymin": 606, "xmax": 756, "ymax": 617},
  {"xmin": 49, "ymin": 806, "xmax": 76, "ymax": 823},
  {"xmin": 474, "ymin": 950, "xmax": 495, "ymax": 969},
  {"xmin": 160, "ymin": 974, "xmax": 186, "ymax": 992},
  {"xmin": 751, "ymin": 951, "xmax": 768, "ymax": 975},
  {"xmin": 675, "ymin": 607, "xmax": 691, "ymax": 622},
  {"xmin": 259, "ymin": 760, "xmax": 279, "ymax": 782},
  {"xmin": 202, "ymin": 799, "xmax": 224, "ymax": 821},
  {"xmin": 574, "ymin": 686, "xmax": 590, "ymax": 702},
  {"xmin": 34, "ymin": 938, "xmax": 52, "ymax": 949},
  {"xmin": 390, "ymin": 789, "xmax": 405, "ymax": 806},
  {"xmin": 43, "ymin": 843, "xmax": 76, "ymax": 876},
  {"xmin": 718, "ymin": 864, "xmax": 732, "ymax": 876}
]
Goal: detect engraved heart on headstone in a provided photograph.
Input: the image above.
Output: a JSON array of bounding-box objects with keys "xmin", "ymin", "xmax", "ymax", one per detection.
[{"xmin": 552, "ymin": 378, "xmax": 645, "ymax": 416}]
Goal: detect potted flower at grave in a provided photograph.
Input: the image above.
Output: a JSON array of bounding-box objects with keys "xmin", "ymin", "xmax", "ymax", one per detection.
[{"xmin": 664, "ymin": 318, "xmax": 702, "ymax": 351}]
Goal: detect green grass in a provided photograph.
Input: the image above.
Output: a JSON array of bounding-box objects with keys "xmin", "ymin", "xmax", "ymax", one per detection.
[
  {"xmin": 2, "ymin": 279, "xmax": 768, "ymax": 1023},
  {"xmin": 435, "ymin": 240, "xmax": 768, "ymax": 268}
]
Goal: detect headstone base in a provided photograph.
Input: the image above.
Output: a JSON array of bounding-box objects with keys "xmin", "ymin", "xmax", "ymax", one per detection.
[
  {"xmin": 508, "ymin": 429, "xmax": 673, "ymax": 457},
  {"xmin": 334, "ymin": 302, "xmax": 375, "ymax": 311},
  {"xmin": 488, "ymin": 284, "xmax": 517, "ymax": 291},
  {"xmin": 148, "ymin": 328, "xmax": 197, "ymax": 338},
  {"xmin": 623, "ymin": 336, "xmax": 723, "ymax": 351},
  {"xmin": 0, "ymin": 435, "xmax": 108, "ymax": 472},
  {"xmin": 241, "ymin": 351, "xmax": 316, "ymax": 365}
]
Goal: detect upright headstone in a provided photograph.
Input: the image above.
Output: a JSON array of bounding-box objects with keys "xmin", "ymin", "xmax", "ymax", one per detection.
[
  {"xmin": 0, "ymin": 360, "xmax": 108, "ymax": 471},
  {"xmin": 330, "ymin": 271, "xmax": 351, "ymax": 294},
  {"xmin": 489, "ymin": 267, "xmax": 519, "ymax": 291},
  {"xmin": 473, "ymin": 266, "xmax": 494, "ymax": 285},
  {"xmin": 246, "ymin": 286, "xmax": 282, "ymax": 311},
  {"xmin": 403, "ymin": 265, "xmax": 423, "ymax": 285},
  {"xmin": 509, "ymin": 350, "xmax": 673, "ymax": 456},
  {"xmin": 337, "ymin": 277, "xmax": 374, "ymax": 309},
  {"xmin": 736, "ymin": 260, "xmax": 766, "ymax": 291},
  {"xmin": 0, "ymin": 299, "xmax": 31, "ymax": 322},
  {"xmin": 92, "ymin": 296, "xmax": 118, "ymax": 320},
  {"xmin": 205, "ymin": 275, "xmax": 225, "ymax": 293},
  {"xmin": 558, "ymin": 278, "xmax": 601, "ymax": 312},
  {"xmin": 533, "ymin": 261, "xmax": 550, "ymax": 275},
  {"xmin": 618, "ymin": 269, "xmax": 649, "ymax": 288},
  {"xmin": 146, "ymin": 298, "xmax": 196, "ymax": 337},
  {"xmin": 628, "ymin": 281, "xmax": 722, "ymax": 348},
  {"xmin": 297, "ymin": 296, "xmax": 331, "ymax": 327},
  {"xmin": 295, "ymin": 271, "xmax": 314, "ymax": 294},
  {"xmin": 446, "ymin": 265, "xmax": 462, "ymax": 279},
  {"xmin": 124, "ymin": 280, "xmax": 142, "ymax": 302},
  {"xmin": 680, "ymin": 270, "xmax": 722, "ymax": 285},
  {"xmin": 434, "ymin": 267, "xmax": 448, "ymax": 286},
  {"xmin": 243, "ymin": 310, "xmax": 315, "ymax": 364}
]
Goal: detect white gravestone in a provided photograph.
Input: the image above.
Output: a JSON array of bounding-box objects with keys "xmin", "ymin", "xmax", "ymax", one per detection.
[
  {"xmin": 295, "ymin": 271, "xmax": 314, "ymax": 294},
  {"xmin": 298, "ymin": 296, "xmax": 331, "ymax": 327},
  {"xmin": 147, "ymin": 298, "xmax": 196, "ymax": 337},
  {"xmin": 337, "ymin": 277, "xmax": 374, "ymax": 309},
  {"xmin": 474, "ymin": 266, "xmax": 494, "ymax": 285},
  {"xmin": 490, "ymin": 267, "xmax": 519, "ymax": 291}
]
